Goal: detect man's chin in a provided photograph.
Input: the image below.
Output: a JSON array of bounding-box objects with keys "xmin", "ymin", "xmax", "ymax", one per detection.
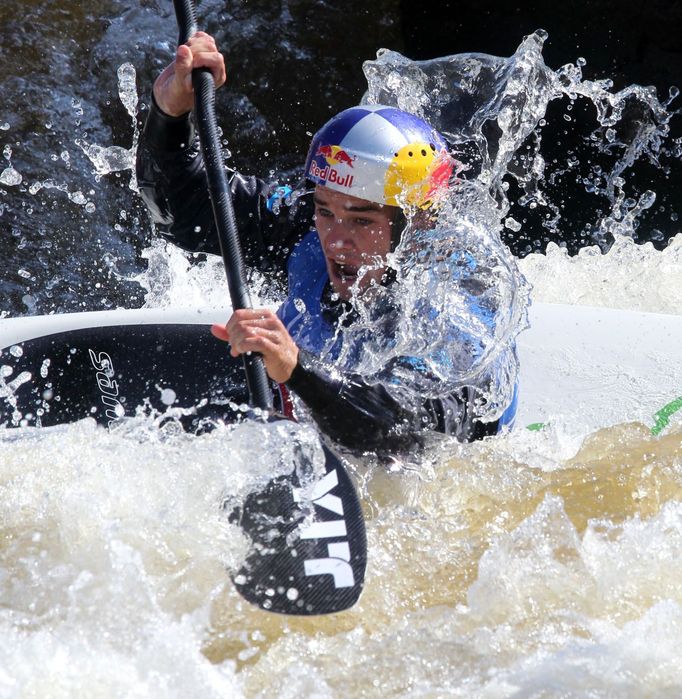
[
  {"xmin": 326, "ymin": 265, "xmax": 353, "ymax": 299},
  {"xmin": 329, "ymin": 280, "xmax": 354, "ymax": 301}
]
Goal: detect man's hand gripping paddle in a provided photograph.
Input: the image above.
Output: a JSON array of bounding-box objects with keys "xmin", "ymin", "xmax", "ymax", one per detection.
[{"xmin": 170, "ymin": 0, "xmax": 366, "ymax": 614}]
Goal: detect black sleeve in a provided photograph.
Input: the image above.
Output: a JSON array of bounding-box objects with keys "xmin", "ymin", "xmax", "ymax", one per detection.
[
  {"xmin": 135, "ymin": 97, "xmax": 312, "ymax": 290},
  {"xmin": 286, "ymin": 349, "xmax": 498, "ymax": 453}
]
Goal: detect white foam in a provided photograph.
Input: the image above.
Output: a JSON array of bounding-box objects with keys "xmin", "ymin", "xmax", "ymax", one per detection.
[{"xmin": 521, "ymin": 233, "xmax": 682, "ymax": 314}]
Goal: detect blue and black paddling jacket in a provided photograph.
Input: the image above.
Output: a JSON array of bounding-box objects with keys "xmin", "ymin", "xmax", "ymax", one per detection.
[{"xmin": 135, "ymin": 97, "xmax": 517, "ymax": 453}]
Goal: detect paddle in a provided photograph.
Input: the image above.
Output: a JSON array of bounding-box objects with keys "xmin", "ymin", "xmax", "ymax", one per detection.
[{"xmin": 170, "ymin": 0, "xmax": 366, "ymax": 614}]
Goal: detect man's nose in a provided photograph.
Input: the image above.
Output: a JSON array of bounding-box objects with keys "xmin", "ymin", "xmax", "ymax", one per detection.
[{"xmin": 325, "ymin": 218, "xmax": 356, "ymax": 251}]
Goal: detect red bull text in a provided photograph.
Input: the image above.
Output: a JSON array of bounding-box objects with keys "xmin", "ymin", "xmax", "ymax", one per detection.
[{"xmin": 309, "ymin": 160, "xmax": 355, "ymax": 189}]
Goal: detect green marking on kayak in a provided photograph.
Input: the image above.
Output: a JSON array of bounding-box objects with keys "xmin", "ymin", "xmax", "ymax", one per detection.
[
  {"xmin": 651, "ymin": 396, "xmax": 682, "ymax": 436},
  {"xmin": 526, "ymin": 422, "xmax": 547, "ymax": 432}
]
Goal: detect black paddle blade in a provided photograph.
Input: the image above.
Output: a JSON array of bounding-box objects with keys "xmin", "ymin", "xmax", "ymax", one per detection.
[{"xmin": 228, "ymin": 434, "xmax": 366, "ymax": 614}]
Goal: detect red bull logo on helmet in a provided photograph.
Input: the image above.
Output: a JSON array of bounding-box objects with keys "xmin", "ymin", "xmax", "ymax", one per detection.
[
  {"xmin": 315, "ymin": 144, "xmax": 357, "ymax": 168},
  {"xmin": 308, "ymin": 144, "xmax": 356, "ymax": 190},
  {"xmin": 305, "ymin": 105, "xmax": 456, "ymax": 207},
  {"xmin": 308, "ymin": 161, "xmax": 355, "ymax": 189}
]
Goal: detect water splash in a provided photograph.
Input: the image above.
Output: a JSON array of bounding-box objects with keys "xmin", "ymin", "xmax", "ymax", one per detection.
[
  {"xmin": 0, "ymin": 167, "xmax": 22, "ymax": 187},
  {"xmin": 124, "ymin": 238, "xmax": 225, "ymax": 310},
  {"xmin": 330, "ymin": 179, "xmax": 530, "ymax": 420},
  {"xmin": 77, "ymin": 63, "xmax": 139, "ymax": 187},
  {"xmin": 363, "ymin": 31, "xmax": 556, "ymax": 203},
  {"xmin": 27, "ymin": 179, "xmax": 96, "ymax": 212},
  {"xmin": 362, "ymin": 29, "xmax": 680, "ymax": 250},
  {"xmin": 353, "ymin": 29, "xmax": 681, "ymax": 414},
  {"xmin": 0, "ymin": 360, "xmax": 32, "ymax": 424},
  {"xmin": 1, "ymin": 143, "xmax": 22, "ymax": 186}
]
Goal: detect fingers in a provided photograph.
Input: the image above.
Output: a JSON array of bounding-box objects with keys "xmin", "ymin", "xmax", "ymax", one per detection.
[
  {"xmin": 211, "ymin": 309, "xmax": 299, "ymax": 383},
  {"xmin": 223, "ymin": 309, "xmax": 283, "ymax": 353},
  {"xmin": 227, "ymin": 330, "xmax": 280, "ymax": 357},
  {"xmin": 227, "ymin": 308, "xmax": 279, "ymax": 329},
  {"xmin": 211, "ymin": 309, "xmax": 279, "ymax": 347},
  {"xmin": 153, "ymin": 32, "xmax": 226, "ymax": 116},
  {"xmin": 183, "ymin": 32, "xmax": 226, "ymax": 87},
  {"xmin": 210, "ymin": 323, "xmax": 229, "ymax": 342}
]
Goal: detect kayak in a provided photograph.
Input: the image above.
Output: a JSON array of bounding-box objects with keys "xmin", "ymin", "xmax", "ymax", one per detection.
[
  {"xmin": 2, "ymin": 302, "xmax": 681, "ymax": 437},
  {"xmin": 0, "ymin": 307, "xmax": 251, "ymax": 432},
  {"xmin": 516, "ymin": 302, "xmax": 682, "ymax": 438}
]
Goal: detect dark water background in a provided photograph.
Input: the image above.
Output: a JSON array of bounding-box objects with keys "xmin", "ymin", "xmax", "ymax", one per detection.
[{"xmin": 1, "ymin": 0, "xmax": 680, "ymax": 316}]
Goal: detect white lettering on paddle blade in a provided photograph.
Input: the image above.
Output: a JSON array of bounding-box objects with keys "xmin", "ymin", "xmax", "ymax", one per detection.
[
  {"xmin": 314, "ymin": 493, "xmax": 344, "ymax": 516},
  {"xmin": 299, "ymin": 519, "xmax": 347, "ymax": 540},
  {"xmin": 304, "ymin": 542, "xmax": 354, "ymax": 588},
  {"xmin": 295, "ymin": 469, "xmax": 355, "ymax": 589},
  {"xmin": 293, "ymin": 468, "xmax": 338, "ymax": 503}
]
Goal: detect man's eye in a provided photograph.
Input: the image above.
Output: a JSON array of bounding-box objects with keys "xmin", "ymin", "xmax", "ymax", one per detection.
[
  {"xmin": 314, "ymin": 207, "xmax": 333, "ymax": 218},
  {"xmin": 355, "ymin": 217, "xmax": 373, "ymax": 226}
]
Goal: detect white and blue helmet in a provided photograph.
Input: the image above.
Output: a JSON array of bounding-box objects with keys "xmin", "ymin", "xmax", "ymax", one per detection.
[{"xmin": 304, "ymin": 105, "xmax": 454, "ymax": 209}]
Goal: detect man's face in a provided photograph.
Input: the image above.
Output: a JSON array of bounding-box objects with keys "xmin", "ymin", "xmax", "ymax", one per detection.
[{"xmin": 313, "ymin": 185, "xmax": 396, "ymax": 301}]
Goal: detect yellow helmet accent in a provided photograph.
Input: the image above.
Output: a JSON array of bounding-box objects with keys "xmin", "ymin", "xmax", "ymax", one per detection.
[{"xmin": 384, "ymin": 142, "xmax": 451, "ymax": 208}]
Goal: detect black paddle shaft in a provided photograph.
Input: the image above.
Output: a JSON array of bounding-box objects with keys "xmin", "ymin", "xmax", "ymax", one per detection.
[
  {"xmin": 167, "ymin": 0, "xmax": 367, "ymax": 615},
  {"xmin": 172, "ymin": 0, "xmax": 272, "ymax": 410}
]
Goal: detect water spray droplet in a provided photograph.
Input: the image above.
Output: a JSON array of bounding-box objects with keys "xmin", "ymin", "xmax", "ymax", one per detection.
[
  {"xmin": 0, "ymin": 167, "xmax": 22, "ymax": 186},
  {"xmin": 505, "ymin": 217, "xmax": 522, "ymax": 232}
]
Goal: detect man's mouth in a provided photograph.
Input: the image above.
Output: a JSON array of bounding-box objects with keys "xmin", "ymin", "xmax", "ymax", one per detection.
[{"xmin": 330, "ymin": 260, "xmax": 360, "ymax": 282}]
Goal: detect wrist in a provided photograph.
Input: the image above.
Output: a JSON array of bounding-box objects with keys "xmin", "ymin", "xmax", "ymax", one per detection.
[
  {"xmin": 142, "ymin": 93, "xmax": 195, "ymax": 152},
  {"xmin": 152, "ymin": 87, "xmax": 191, "ymax": 119},
  {"xmin": 286, "ymin": 345, "xmax": 299, "ymax": 382},
  {"xmin": 287, "ymin": 349, "xmax": 316, "ymax": 389}
]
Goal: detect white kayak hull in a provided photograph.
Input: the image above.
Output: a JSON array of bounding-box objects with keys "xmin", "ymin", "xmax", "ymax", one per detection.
[{"xmin": 2, "ymin": 302, "xmax": 681, "ymax": 438}]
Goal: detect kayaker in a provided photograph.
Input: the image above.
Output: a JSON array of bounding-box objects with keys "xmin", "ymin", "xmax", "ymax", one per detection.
[{"xmin": 136, "ymin": 32, "xmax": 517, "ymax": 452}]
